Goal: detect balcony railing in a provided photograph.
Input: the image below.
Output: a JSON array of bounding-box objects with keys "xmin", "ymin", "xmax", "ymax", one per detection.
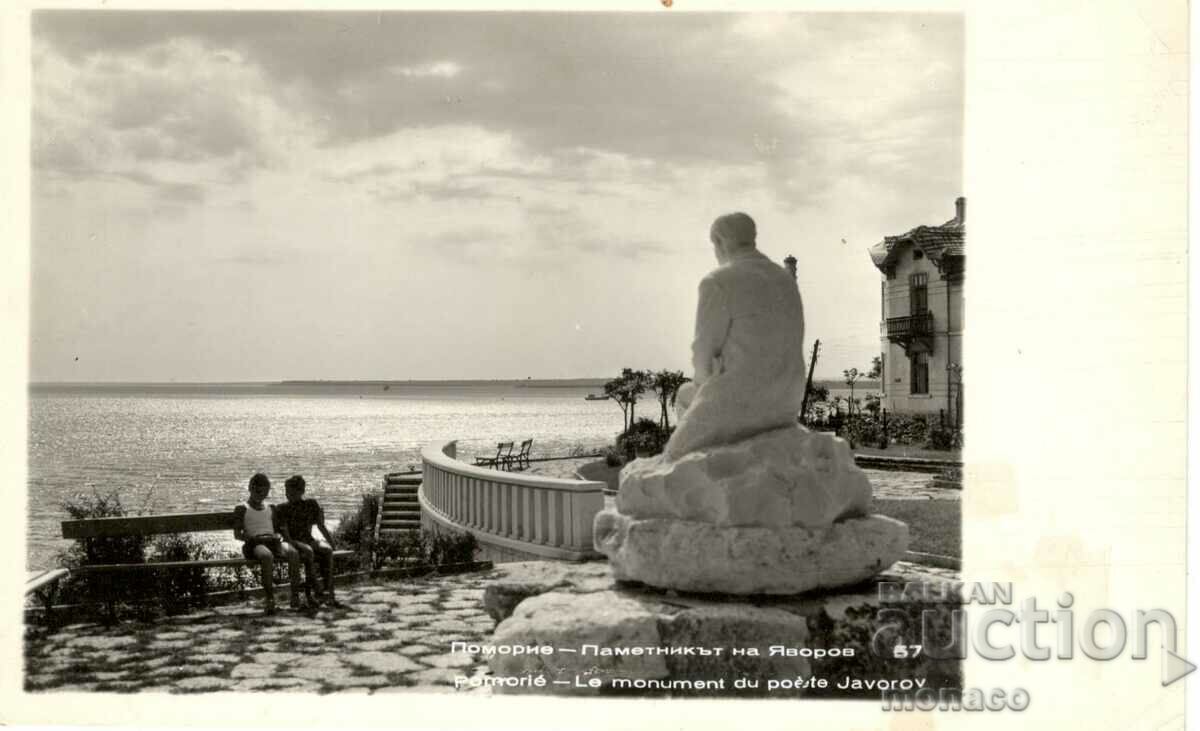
[
  {"xmin": 419, "ymin": 440, "xmax": 605, "ymax": 561},
  {"xmin": 886, "ymin": 312, "xmax": 934, "ymax": 339}
]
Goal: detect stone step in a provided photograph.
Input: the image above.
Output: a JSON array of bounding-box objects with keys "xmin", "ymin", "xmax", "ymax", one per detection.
[
  {"xmin": 383, "ymin": 474, "xmax": 423, "ymax": 486},
  {"xmin": 380, "ymin": 507, "xmax": 420, "ymax": 516},
  {"xmin": 380, "ymin": 522, "xmax": 421, "ymax": 531},
  {"xmin": 377, "ymin": 527, "xmax": 420, "ymax": 536},
  {"xmin": 384, "ymin": 485, "xmax": 420, "ymax": 494}
]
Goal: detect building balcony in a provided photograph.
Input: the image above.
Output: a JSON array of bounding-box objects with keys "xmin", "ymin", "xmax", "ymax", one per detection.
[{"xmin": 885, "ymin": 312, "xmax": 934, "ymax": 354}]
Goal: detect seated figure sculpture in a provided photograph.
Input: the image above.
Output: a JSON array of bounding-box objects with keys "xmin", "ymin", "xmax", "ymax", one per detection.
[{"xmin": 594, "ymin": 213, "xmax": 909, "ymax": 595}]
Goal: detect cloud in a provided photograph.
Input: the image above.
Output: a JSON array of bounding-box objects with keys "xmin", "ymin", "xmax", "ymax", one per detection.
[{"xmin": 389, "ymin": 61, "xmax": 462, "ymax": 78}]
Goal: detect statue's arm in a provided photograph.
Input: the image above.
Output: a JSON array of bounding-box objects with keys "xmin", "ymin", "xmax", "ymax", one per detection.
[{"xmin": 690, "ymin": 275, "xmax": 730, "ymax": 385}]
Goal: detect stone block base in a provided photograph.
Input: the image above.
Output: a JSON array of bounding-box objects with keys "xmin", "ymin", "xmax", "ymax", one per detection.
[
  {"xmin": 481, "ymin": 561, "xmax": 962, "ymax": 698},
  {"xmin": 593, "ymin": 511, "xmax": 909, "ymax": 595}
]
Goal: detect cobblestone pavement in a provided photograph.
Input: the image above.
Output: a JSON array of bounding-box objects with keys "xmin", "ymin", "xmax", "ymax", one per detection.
[
  {"xmin": 24, "ymin": 561, "xmax": 962, "ymax": 694},
  {"xmin": 525, "ymin": 459, "xmax": 959, "ymax": 501},
  {"xmin": 23, "ymin": 572, "xmax": 498, "ymax": 694}
]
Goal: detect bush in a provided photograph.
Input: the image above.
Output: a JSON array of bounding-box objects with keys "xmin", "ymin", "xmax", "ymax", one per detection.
[
  {"xmin": 55, "ymin": 490, "xmax": 252, "ymax": 616},
  {"xmin": 617, "ymin": 418, "xmax": 672, "ymax": 457},
  {"xmin": 925, "ymin": 424, "xmax": 963, "ymax": 451},
  {"xmin": 333, "ymin": 493, "xmax": 381, "ymax": 553},
  {"xmin": 372, "ymin": 528, "xmax": 478, "ymax": 570},
  {"xmin": 603, "ymin": 446, "xmax": 626, "ymax": 468}
]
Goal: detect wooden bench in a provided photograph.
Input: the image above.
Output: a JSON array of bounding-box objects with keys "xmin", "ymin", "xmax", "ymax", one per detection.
[
  {"xmin": 25, "ymin": 568, "xmax": 71, "ymax": 613},
  {"xmin": 58, "ymin": 511, "xmax": 355, "ymax": 611}
]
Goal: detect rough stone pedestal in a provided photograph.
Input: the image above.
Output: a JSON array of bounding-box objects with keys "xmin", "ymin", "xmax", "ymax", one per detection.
[
  {"xmin": 480, "ymin": 561, "xmax": 962, "ymax": 698},
  {"xmin": 595, "ymin": 425, "xmax": 909, "ymax": 594},
  {"xmin": 594, "ymin": 511, "xmax": 908, "ymax": 595}
]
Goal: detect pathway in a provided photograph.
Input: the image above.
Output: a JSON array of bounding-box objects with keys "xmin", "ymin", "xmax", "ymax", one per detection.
[{"xmin": 24, "ymin": 571, "xmax": 497, "ymax": 694}]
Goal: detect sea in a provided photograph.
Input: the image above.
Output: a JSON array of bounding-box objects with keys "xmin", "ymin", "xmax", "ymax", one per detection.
[{"xmin": 26, "ymin": 381, "xmax": 622, "ymax": 570}]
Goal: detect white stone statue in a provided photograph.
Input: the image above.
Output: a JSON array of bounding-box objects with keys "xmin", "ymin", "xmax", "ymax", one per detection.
[
  {"xmin": 594, "ymin": 213, "xmax": 909, "ymax": 595},
  {"xmin": 665, "ymin": 212, "xmax": 807, "ymax": 460}
]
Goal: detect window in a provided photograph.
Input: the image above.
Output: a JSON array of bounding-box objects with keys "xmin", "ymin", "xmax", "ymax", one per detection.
[
  {"xmin": 913, "ymin": 249, "xmax": 924, "ymax": 260},
  {"xmin": 911, "ymin": 352, "xmax": 929, "ymax": 395},
  {"xmin": 910, "ymin": 273, "xmax": 928, "ymax": 315}
]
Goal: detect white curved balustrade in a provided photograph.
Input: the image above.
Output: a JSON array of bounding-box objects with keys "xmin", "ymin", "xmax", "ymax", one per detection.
[{"xmin": 419, "ymin": 440, "xmax": 605, "ymax": 561}]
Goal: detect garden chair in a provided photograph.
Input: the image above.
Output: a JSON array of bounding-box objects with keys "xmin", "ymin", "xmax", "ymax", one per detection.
[
  {"xmin": 506, "ymin": 439, "xmax": 533, "ymax": 470},
  {"xmin": 476, "ymin": 441, "xmax": 513, "ymax": 469}
]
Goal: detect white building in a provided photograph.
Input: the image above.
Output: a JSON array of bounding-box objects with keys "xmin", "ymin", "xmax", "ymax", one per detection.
[{"xmin": 868, "ymin": 197, "xmax": 965, "ymax": 426}]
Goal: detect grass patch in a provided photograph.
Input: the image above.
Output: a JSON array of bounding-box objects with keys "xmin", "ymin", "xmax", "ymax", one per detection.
[{"xmin": 873, "ymin": 498, "xmax": 961, "ymax": 558}]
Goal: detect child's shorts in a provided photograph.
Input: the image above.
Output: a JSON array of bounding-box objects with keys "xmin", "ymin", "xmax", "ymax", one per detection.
[{"xmin": 242, "ymin": 535, "xmax": 285, "ymax": 560}]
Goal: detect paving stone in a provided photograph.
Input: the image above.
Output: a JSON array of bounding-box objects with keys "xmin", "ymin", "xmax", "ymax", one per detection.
[
  {"xmin": 197, "ymin": 653, "xmax": 241, "ymax": 664},
  {"xmin": 99, "ymin": 680, "xmax": 144, "ymax": 692},
  {"xmin": 154, "ymin": 631, "xmax": 191, "ymax": 640},
  {"xmin": 379, "ymin": 629, "xmax": 428, "ymax": 643},
  {"xmin": 295, "ymin": 654, "xmax": 345, "ymax": 669},
  {"xmin": 207, "ymin": 629, "xmax": 246, "ymax": 641},
  {"xmin": 141, "ymin": 657, "xmax": 175, "ymax": 669},
  {"xmin": 232, "ymin": 676, "xmax": 311, "ymax": 691},
  {"xmin": 324, "ymin": 674, "xmax": 392, "ymax": 689},
  {"xmin": 230, "ymin": 663, "xmax": 276, "ymax": 678},
  {"xmin": 92, "ymin": 670, "xmax": 129, "ymax": 681},
  {"xmin": 66, "ymin": 636, "xmax": 137, "ymax": 650},
  {"xmin": 345, "ymin": 652, "xmax": 423, "ymax": 675},
  {"xmin": 149, "ymin": 639, "xmax": 194, "ymax": 650},
  {"xmin": 397, "ymin": 644, "xmax": 437, "ymax": 657},
  {"xmin": 331, "ymin": 631, "xmax": 359, "ymax": 642},
  {"xmin": 422, "ymin": 619, "xmax": 475, "ymax": 633},
  {"xmin": 350, "ymin": 639, "xmax": 406, "ymax": 652},
  {"xmin": 283, "ymin": 665, "xmax": 345, "ymax": 682},
  {"xmin": 54, "ymin": 683, "xmax": 99, "ymax": 692},
  {"xmin": 253, "ymin": 652, "xmax": 304, "ymax": 665},
  {"xmin": 174, "ymin": 676, "xmax": 229, "ymax": 691},
  {"xmin": 25, "ymin": 672, "xmax": 58, "ymax": 687},
  {"xmin": 372, "ymin": 684, "xmax": 438, "ymax": 694},
  {"xmin": 440, "ymin": 600, "xmax": 477, "ymax": 610},
  {"xmin": 443, "ymin": 608, "xmax": 481, "ymax": 617},
  {"xmin": 421, "ymin": 653, "xmax": 478, "ymax": 670},
  {"xmin": 409, "ymin": 668, "xmax": 463, "ymax": 686},
  {"xmin": 352, "ymin": 603, "xmax": 393, "ymax": 613},
  {"xmin": 331, "ymin": 617, "xmax": 375, "ymax": 628},
  {"xmin": 149, "ymin": 662, "xmax": 227, "ymax": 678}
]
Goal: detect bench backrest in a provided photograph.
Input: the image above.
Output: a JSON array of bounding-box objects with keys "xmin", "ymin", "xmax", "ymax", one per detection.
[
  {"xmin": 62, "ymin": 511, "xmax": 238, "ymax": 540},
  {"xmin": 517, "ymin": 439, "xmax": 533, "ymax": 456}
]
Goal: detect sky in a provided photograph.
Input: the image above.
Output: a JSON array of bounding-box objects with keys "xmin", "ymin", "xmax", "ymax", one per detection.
[{"xmin": 30, "ymin": 10, "xmax": 963, "ymax": 383}]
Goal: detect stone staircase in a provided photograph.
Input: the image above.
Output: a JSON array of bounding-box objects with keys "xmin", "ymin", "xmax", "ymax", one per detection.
[{"xmin": 379, "ymin": 473, "xmax": 422, "ymax": 536}]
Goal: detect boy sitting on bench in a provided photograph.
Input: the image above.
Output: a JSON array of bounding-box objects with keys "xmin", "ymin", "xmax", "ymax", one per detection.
[
  {"xmin": 276, "ymin": 475, "xmax": 341, "ymax": 607},
  {"xmin": 233, "ymin": 473, "xmax": 306, "ymax": 615}
]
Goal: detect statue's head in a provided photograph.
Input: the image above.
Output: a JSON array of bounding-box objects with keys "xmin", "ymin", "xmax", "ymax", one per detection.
[{"xmin": 710, "ymin": 212, "xmax": 757, "ymax": 264}]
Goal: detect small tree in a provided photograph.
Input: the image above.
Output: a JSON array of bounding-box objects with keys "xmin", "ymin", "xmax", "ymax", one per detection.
[
  {"xmin": 651, "ymin": 370, "xmax": 690, "ymax": 430},
  {"xmin": 603, "ymin": 368, "xmax": 652, "ymax": 433},
  {"xmin": 843, "ymin": 368, "xmax": 861, "ymax": 416},
  {"xmin": 868, "ymin": 355, "xmax": 882, "ymax": 381}
]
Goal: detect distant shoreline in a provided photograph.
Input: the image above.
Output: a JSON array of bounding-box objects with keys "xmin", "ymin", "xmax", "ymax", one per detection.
[{"xmin": 29, "ymin": 377, "xmax": 880, "ymax": 391}]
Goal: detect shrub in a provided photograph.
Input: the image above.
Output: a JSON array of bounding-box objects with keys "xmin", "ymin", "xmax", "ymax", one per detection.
[
  {"xmin": 333, "ymin": 493, "xmax": 381, "ymax": 553},
  {"xmin": 617, "ymin": 418, "xmax": 672, "ymax": 457},
  {"xmin": 925, "ymin": 424, "xmax": 963, "ymax": 451},
  {"xmin": 55, "ymin": 490, "xmax": 252, "ymax": 616},
  {"xmin": 371, "ymin": 528, "xmax": 478, "ymax": 570},
  {"xmin": 603, "ymin": 446, "xmax": 626, "ymax": 468}
]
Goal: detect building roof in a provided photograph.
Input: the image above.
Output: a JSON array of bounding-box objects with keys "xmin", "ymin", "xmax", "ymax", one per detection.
[{"xmin": 868, "ymin": 210, "xmax": 965, "ymax": 273}]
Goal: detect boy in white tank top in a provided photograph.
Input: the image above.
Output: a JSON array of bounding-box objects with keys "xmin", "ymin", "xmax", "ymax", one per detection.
[{"xmin": 233, "ymin": 473, "xmax": 305, "ymax": 615}]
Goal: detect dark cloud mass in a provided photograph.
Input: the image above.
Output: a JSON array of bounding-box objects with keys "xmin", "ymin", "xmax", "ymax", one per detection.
[{"xmin": 33, "ymin": 11, "xmax": 959, "ymax": 172}]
